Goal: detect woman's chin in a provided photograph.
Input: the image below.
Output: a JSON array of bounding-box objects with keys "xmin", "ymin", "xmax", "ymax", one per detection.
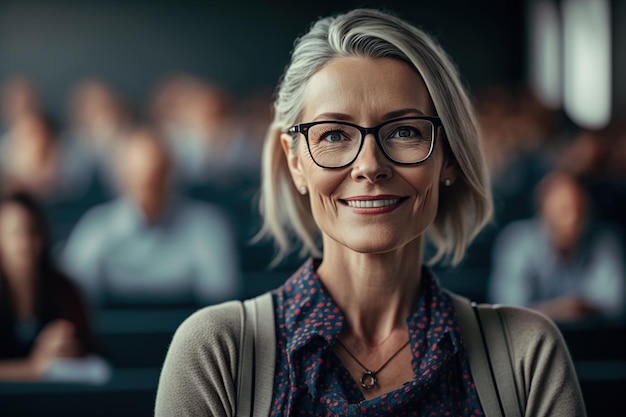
[{"xmin": 328, "ymin": 234, "xmax": 422, "ymax": 256}]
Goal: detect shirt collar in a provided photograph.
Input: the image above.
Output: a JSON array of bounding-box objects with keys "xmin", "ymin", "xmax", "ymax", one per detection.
[
  {"xmin": 282, "ymin": 258, "xmax": 346, "ymax": 355},
  {"xmin": 116, "ymin": 194, "xmax": 181, "ymax": 230},
  {"xmin": 281, "ymin": 258, "xmax": 462, "ymax": 355},
  {"xmin": 278, "ymin": 258, "xmax": 465, "ymax": 406},
  {"xmin": 409, "ymin": 267, "xmax": 462, "ymax": 355}
]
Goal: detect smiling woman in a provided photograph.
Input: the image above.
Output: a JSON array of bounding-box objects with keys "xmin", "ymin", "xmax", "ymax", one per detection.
[
  {"xmin": 155, "ymin": 8, "xmax": 586, "ymax": 417},
  {"xmin": 280, "ymin": 56, "xmax": 455, "ymax": 261}
]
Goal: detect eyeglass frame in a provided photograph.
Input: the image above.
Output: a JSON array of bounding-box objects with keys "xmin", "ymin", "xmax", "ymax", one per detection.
[{"xmin": 287, "ymin": 116, "xmax": 443, "ymax": 169}]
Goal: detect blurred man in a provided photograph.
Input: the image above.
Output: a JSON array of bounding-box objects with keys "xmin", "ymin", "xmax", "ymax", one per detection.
[
  {"xmin": 489, "ymin": 170, "xmax": 625, "ymax": 323},
  {"xmin": 60, "ymin": 127, "xmax": 241, "ymax": 306},
  {"xmin": 62, "ymin": 79, "xmax": 133, "ymax": 195}
]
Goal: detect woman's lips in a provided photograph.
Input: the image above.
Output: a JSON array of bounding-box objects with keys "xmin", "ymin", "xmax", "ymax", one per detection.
[
  {"xmin": 345, "ymin": 198, "xmax": 400, "ymax": 208},
  {"xmin": 341, "ymin": 196, "xmax": 408, "ymax": 212}
]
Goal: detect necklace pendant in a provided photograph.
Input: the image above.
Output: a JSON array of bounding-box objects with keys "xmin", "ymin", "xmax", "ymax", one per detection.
[{"xmin": 360, "ymin": 370, "xmax": 377, "ymax": 390}]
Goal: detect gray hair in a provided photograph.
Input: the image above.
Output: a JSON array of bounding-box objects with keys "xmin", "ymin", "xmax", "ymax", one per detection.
[{"xmin": 256, "ymin": 8, "xmax": 493, "ymax": 267}]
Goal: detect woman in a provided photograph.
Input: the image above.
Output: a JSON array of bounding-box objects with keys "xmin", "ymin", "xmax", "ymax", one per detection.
[
  {"xmin": 156, "ymin": 8, "xmax": 585, "ymax": 416},
  {"xmin": 0, "ymin": 191, "xmax": 97, "ymax": 380}
]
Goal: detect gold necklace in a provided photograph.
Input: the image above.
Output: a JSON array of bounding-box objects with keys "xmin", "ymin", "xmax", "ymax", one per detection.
[{"xmin": 335, "ymin": 338, "xmax": 411, "ymax": 390}]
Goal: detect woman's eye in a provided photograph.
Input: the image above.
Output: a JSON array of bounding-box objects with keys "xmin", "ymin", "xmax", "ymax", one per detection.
[
  {"xmin": 320, "ymin": 131, "xmax": 345, "ymax": 142},
  {"xmin": 389, "ymin": 126, "xmax": 424, "ymax": 140},
  {"xmin": 393, "ymin": 127, "xmax": 417, "ymax": 138}
]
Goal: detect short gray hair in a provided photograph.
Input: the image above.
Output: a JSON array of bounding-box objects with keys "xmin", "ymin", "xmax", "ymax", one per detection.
[{"xmin": 256, "ymin": 8, "xmax": 493, "ymax": 267}]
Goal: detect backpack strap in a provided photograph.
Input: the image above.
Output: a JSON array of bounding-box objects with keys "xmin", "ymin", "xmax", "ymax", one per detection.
[
  {"xmin": 445, "ymin": 290, "xmax": 522, "ymax": 417},
  {"xmin": 236, "ymin": 292, "xmax": 276, "ymax": 417},
  {"xmin": 475, "ymin": 306, "xmax": 524, "ymax": 417}
]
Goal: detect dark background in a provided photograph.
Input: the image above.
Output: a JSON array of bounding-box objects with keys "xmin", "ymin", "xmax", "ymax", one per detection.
[{"xmin": 0, "ymin": 0, "xmax": 526, "ymax": 120}]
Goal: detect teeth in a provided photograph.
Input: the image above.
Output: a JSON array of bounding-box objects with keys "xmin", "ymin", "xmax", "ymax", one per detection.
[{"xmin": 346, "ymin": 199, "xmax": 400, "ymax": 208}]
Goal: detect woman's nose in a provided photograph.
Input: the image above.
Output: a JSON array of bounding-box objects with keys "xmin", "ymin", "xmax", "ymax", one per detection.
[{"xmin": 350, "ymin": 134, "xmax": 392, "ymax": 183}]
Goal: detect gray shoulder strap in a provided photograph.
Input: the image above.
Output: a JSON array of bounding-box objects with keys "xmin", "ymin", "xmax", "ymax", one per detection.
[
  {"xmin": 476, "ymin": 307, "xmax": 524, "ymax": 417},
  {"xmin": 445, "ymin": 290, "xmax": 504, "ymax": 417},
  {"xmin": 445, "ymin": 290, "xmax": 521, "ymax": 417},
  {"xmin": 236, "ymin": 292, "xmax": 276, "ymax": 417}
]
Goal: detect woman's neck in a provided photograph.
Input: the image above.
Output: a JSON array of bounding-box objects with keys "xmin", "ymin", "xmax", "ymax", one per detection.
[{"xmin": 316, "ymin": 237, "xmax": 423, "ymax": 346}]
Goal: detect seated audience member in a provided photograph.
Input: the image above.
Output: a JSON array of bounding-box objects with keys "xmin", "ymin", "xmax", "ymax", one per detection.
[
  {"xmin": 149, "ymin": 75, "xmax": 258, "ymax": 187},
  {"xmin": 62, "ymin": 79, "xmax": 133, "ymax": 196},
  {"xmin": 148, "ymin": 73, "xmax": 206, "ymax": 183},
  {"xmin": 0, "ymin": 192, "xmax": 102, "ymax": 381},
  {"xmin": 0, "ymin": 75, "xmax": 41, "ymax": 135},
  {"xmin": 0, "ymin": 112, "xmax": 80, "ymax": 202},
  {"xmin": 60, "ymin": 127, "xmax": 241, "ymax": 306},
  {"xmin": 489, "ymin": 170, "xmax": 626, "ymax": 323}
]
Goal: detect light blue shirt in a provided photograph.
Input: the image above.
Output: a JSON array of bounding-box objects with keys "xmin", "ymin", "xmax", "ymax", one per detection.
[
  {"xmin": 488, "ymin": 218, "xmax": 626, "ymax": 319},
  {"xmin": 60, "ymin": 196, "xmax": 241, "ymax": 306}
]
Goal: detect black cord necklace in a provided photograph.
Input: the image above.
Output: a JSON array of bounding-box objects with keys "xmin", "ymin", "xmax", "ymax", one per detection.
[{"xmin": 335, "ymin": 338, "xmax": 411, "ymax": 390}]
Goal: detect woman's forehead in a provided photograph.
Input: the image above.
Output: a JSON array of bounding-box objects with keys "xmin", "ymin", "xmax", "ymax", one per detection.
[{"xmin": 301, "ymin": 56, "xmax": 435, "ymax": 123}]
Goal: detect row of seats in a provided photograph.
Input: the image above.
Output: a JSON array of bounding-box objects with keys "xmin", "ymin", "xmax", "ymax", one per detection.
[{"xmin": 1, "ymin": 319, "xmax": 623, "ymax": 416}]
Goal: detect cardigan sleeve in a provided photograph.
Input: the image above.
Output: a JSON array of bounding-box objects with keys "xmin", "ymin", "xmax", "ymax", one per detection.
[
  {"xmin": 499, "ymin": 306, "xmax": 587, "ymax": 417},
  {"xmin": 155, "ymin": 301, "xmax": 243, "ymax": 417}
]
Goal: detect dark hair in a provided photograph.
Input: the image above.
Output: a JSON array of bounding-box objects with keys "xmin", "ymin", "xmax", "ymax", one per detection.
[{"xmin": 0, "ymin": 191, "xmax": 57, "ymax": 319}]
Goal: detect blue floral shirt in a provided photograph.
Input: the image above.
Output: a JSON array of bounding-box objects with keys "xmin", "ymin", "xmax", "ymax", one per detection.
[{"xmin": 269, "ymin": 258, "xmax": 484, "ymax": 416}]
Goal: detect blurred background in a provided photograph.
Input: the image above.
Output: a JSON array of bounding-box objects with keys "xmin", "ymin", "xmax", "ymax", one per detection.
[{"xmin": 0, "ymin": 0, "xmax": 624, "ymax": 415}]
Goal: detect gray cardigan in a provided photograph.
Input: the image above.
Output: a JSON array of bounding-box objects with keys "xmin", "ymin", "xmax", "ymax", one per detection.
[{"xmin": 154, "ymin": 300, "xmax": 586, "ymax": 416}]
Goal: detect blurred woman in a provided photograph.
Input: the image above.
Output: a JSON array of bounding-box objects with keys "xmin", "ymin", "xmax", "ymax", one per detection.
[
  {"xmin": 0, "ymin": 192, "xmax": 97, "ymax": 380},
  {"xmin": 0, "ymin": 112, "xmax": 81, "ymax": 202}
]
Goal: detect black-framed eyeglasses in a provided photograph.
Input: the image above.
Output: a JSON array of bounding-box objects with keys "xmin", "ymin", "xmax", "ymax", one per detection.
[{"xmin": 288, "ymin": 116, "xmax": 442, "ymax": 169}]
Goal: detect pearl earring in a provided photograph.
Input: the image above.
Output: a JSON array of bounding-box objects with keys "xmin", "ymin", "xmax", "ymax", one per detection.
[
  {"xmin": 299, "ymin": 186, "xmax": 308, "ymax": 195},
  {"xmin": 444, "ymin": 178, "xmax": 452, "ymax": 187}
]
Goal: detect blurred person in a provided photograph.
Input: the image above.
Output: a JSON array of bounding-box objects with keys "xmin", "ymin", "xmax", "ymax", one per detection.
[
  {"xmin": 0, "ymin": 112, "xmax": 79, "ymax": 202},
  {"xmin": 148, "ymin": 74, "xmax": 217, "ymax": 184},
  {"xmin": 489, "ymin": 170, "xmax": 626, "ymax": 323},
  {"xmin": 62, "ymin": 78, "xmax": 133, "ymax": 195},
  {"xmin": 60, "ymin": 126, "xmax": 241, "ymax": 307},
  {"xmin": 150, "ymin": 74, "xmax": 256, "ymax": 186},
  {"xmin": 149, "ymin": 73, "xmax": 204, "ymax": 135},
  {"xmin": 0, "ymin": 192, "xmax": 105, "ymax": 382},
  {"xmin": 559, "ymin": 127, "xmax": 626, "ymax": 236},
  {"xmin": 0, "ymin": 75, "xmax": 41, "ymax": 134}
]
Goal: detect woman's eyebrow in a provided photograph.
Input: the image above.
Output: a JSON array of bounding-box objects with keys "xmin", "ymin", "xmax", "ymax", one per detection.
[
  {"xmin": 312, "ymin": 108, "xmax": 425, "ymax": 122},
  {"xmin": 381, "ymin": 108, "xmax": 425, "ymax": 119},
  {"xmin": 312, "ymin": 112, "xmax": 352, "ymax": 122}
]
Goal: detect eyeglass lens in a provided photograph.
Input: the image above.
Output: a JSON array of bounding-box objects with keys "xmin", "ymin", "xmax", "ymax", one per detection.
[{"xmin": 306, "ymin": 119, "xmax": 434, "ymax": 168}]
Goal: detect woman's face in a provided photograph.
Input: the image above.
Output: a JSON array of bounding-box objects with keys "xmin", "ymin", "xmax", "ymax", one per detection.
[
  {"xmin": 283, "ymin": 57, "xmax": 456, "ymax": 254},
  {"xmin": 0, "ymin": 202, "xmax": 42, "ymax": 273}
]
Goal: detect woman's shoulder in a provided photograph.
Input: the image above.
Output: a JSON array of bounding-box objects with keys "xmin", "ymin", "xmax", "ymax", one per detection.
[
  {"xmin": 157, "ymin": 300, "xmax": 245, "ymax": 416},
  {"xmin": 495, "ymin": 305, "xmax": 562, "ymax": 338},
  {"xmin": 171, "ymin": 300, "xmax": 244, "ymax": 353},
  {"xmin": 487, "ymin": 306, "xmax": 586, "ymax": 416},
  {"xmin": 492, "ymin": 305, "xmax": 568, "ymax": 357}
]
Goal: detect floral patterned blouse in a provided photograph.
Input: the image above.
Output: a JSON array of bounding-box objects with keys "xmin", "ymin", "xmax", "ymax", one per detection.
[{"xmin": 269, "ymin": 258, "xmax": 484, "ymax": 416}]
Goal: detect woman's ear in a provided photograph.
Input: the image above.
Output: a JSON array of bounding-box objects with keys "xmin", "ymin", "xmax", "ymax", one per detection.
[
  {"xmin": 440, "ymin": 155, "xmax": 459, "ymax": 187},
  {"xmin": 281, "ymin": 133, "xmax": 307, "ymax": 191}
]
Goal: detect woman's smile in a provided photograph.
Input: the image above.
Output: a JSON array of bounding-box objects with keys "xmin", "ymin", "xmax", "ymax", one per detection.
[{"xmin": 340, "ymin": 195, "xmax": 408, "ymax": 213}]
